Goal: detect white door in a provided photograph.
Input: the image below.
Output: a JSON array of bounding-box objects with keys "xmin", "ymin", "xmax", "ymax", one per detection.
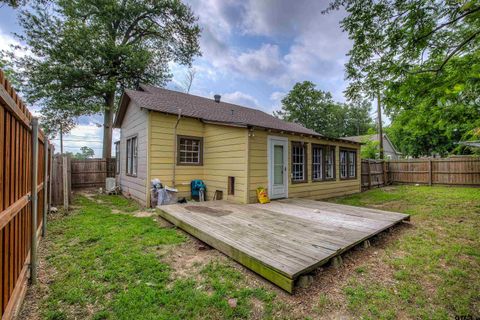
[{"xmin": 268, "ymin": 136, "xmax": 288, "ymax": 199}]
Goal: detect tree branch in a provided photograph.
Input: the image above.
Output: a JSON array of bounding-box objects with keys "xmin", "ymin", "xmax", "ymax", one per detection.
[{"xmin": 414, "ymin": 6, "xmax": 480, "ymax": 43}]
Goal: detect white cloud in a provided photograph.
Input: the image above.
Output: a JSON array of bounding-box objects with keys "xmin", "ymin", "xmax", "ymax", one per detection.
[
  {"xmin": 187, "ymin": 0, "xmax": 352, "ymax": 94},
  {"xmin": 221, "ymin": 91, "xmax": 259, "ymax": 107}
]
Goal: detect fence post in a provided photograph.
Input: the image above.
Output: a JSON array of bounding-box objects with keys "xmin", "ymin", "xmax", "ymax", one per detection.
[
  {"xmin": 367, "ymin": 159, "xmax": 372, "ymax": 190},
  {"xmin": 31, "ymin": 117, "xmax": 39, "ymax": 284},
  {"xmin": 428, "ymin": 159, "xmax": 432, "ymax": 186},
  {"xmin": 63, "ymin": 154, "xmax": 69, "ymax": 210},
  {"xmin": 383, "ymin": 160, "xmax": 388, "ymax": 186},
  {"xmin": 42, "ymin": 138, "xmax": 48, "ymax": 237},
  {"xmin": 49, "ymin": 144, "xmax": 53, "ymax": 210}
]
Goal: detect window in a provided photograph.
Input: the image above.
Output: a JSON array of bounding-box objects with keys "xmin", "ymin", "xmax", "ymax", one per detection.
[
  {"xmin": 291, "ymin": 142, "xmax": 307, "ymax": 183},
  {"xmin": 312, "ymin": 144, "xmax": 323, "ymax": 181},
  {"xmin": 126, "ymin": 136, "xmax": 138, "ymax": 176},
  {"xmin": 177, "ymin": 136, "xmax": 203, "ymax": 165},
  {"xmin": 114, "ymin": 141, "xmax": 120, "ymax": 174},
  {"xmin": 312, "ymin": 144, "xmax": 336, "ymax": 181},
  {"xmin": 325, "ymin": 146, "xmax": 335, "ymax": 180},
  {"xmin": 348, "ymin": 150, "xmax": 356, "ymax": 178},
  {"xmin": 340, "ymin": 148, "xmax": 357, "ymax": 179}
]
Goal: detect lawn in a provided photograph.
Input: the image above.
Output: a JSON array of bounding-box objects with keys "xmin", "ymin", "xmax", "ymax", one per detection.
[{"xmin": 19, "ymin": 186, "xmax": 479, "ymax": 320}]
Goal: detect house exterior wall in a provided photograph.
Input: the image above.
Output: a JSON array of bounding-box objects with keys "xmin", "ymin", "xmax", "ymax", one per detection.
[
  {"xmin": 247, "ymin": 129, "xmax": 361, "ymax": 203},
  {"xmin": 118, "ymin": 101, "xmax": 149, "ymax": 205},
  {"xmin": 148, "ymin": 112, "xmax": 249, "ymax": 203},
  {"xmin": 382, "ymin": 137, "xmax": 400, "ymax": 159}
]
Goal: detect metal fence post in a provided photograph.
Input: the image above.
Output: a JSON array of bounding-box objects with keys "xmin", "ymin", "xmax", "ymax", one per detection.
[
  {"xmin": 42, "ymin": 138, "xmax": 48, "ymax": 236},
  {"xmin": 31, "ymin": 117, "xmax": 39, "ymax": 284},
  {"xmin": 63, "ymin": 154, "xmax": 69, "ymax": 210}
]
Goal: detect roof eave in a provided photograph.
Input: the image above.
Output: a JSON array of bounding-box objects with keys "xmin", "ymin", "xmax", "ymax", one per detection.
[{"xmin": 113, "ymin": 92, "xmax": 131, "ymax": 128}]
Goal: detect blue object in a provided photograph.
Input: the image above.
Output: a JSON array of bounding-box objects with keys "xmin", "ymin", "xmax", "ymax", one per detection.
[{"xmin": 191, "ymin": 179, "xmax": 206, "ymax": 198}]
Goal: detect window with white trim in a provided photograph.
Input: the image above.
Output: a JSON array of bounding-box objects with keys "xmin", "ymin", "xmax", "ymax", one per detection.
[
  {"xmin": 340, "ymin": 148, "xmax": 357, "ymax": 179},
  {"xmin": 340, "ymin": 150, "xmax": 348, "ymax": 179},
  {"xmin": 291, "ymin": 142, "xmax": 307, "ymax": 183},
  {"xmin": 177, "ymin": 136, "xmax": 203, "ymax": 165},
  {"xmin": 348, "ymin": 150, "xmax": 356, "ymax": 178},
  {"xmin": 126, "ymin": 136, "xmax": 138, "ymax": 176},
  {"xmin": 325, "ymin": 146, "xmax": 335, "ymax": 179},
  {"xmin": 312, "ymin": 145, "xmax": 323, "ymax": 181}
]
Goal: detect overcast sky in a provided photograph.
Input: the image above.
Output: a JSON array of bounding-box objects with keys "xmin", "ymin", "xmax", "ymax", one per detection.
[{"xmin": 0, "ymin": 0, "xmax": 358, "ymax": 156}]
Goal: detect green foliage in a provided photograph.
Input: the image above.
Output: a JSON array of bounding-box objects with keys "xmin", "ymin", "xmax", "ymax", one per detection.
[
  {"xmin": 275, "ymin": 81, "xmax": 374, "ymax": 138},
  {"xmin": 326, "ymin": 0, "xmax": 480, "ymax": 100},
  {"xmin": 73, "ymin": 146, "xmax": 95, "ymax": 159},
  {"xmin": 326, "ymin": 0, "xmax": 480, "ymax": 157},
  {"xmin": 384, "ymin": 52, "xmax": 480, "ymax": 157},
  {"xmin": 9, "ymin": 0, "xmax": 201, "ymax": 156},
  {"xmin": 361, "ymin": 138, "xmax": 379, "ymax": 159}
]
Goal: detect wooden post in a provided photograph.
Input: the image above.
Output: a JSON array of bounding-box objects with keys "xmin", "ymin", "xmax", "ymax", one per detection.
[
  {"xmin": 31, "ymin": 117, "xmax": 39, "ymax": 284},
  {"xmin": 367, "ymin": 159, "xmax": 372, "ymax": 190},
  {"xmin": 48, "ymin": 144, "xmax": 53, "ymax": 210},
  {"xmin": 383, "ymin": 160, "xmax": 388, "ymax": 186},
  {"xmin": 428, "ymin": 159, "xmax": 432, "ymax": 186},
  {"xmin": 42, "ymin": 138, "xmax": 48, "ymax": 237},
  {"xmin": 63, "ymin": 154, "xmax": 69, "ymax": 210}
]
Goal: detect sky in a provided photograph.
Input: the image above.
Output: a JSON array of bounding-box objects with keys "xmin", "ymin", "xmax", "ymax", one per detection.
[{"xmin": 0, "ymin": 0, "xmax": 370, "ymax": 156}]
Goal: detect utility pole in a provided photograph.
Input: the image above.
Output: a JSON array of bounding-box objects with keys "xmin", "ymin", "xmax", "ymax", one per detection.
[{"xmin": 377, "ymin": 92, "xmax": 384, "ymax": 160}]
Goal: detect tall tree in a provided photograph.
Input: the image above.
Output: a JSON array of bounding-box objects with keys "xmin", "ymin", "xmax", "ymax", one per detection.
[
  {"xmin": 326, "ymin": 0, "xmax": 480, "ymax": 100},
  {"xmin": 326, "ymin": 0, "xmax": 480, "ymax": 156},
  {"xmin": 274, "ymin": 81, "xmax": 374, "ymax": 138},
  {"xmin": 11, "ymin": 0, "xmax": 201, "ymax": 158}
]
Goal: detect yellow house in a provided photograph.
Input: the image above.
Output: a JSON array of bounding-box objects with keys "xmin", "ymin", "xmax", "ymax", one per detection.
[{"xmin": 113, "ymin": 85, "xmax": 362, "ymax": 207}]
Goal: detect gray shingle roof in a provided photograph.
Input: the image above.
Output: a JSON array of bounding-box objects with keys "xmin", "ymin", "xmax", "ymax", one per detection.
[
  {"xmin": 115, "ymin": 85, "xmax": 320, "ymax": 136},
  {"xmin": 114, "ymin": 85, "xmax": 360, "ymax": 145}
]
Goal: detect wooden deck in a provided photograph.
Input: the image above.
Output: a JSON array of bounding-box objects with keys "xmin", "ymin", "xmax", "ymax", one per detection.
[{"xmin": 158, "ymin": 199, "xmax": 409, "ymax": 293}]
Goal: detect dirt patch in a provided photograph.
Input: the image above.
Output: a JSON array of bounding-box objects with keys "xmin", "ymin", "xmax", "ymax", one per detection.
[
  {"xmin": 134, "ymin": 210, "xmax": 157, "ymax": 218},
  {"xmin": 184, "ymin": 205, "xmax": 232, "ymax": 217},
  {"xmin": 17, "ymin": 233, "xmax": 55, "ymax": 320},
  {"xmin": 162, "ymin": 233, "xmax": 227, "ymax": 281}
]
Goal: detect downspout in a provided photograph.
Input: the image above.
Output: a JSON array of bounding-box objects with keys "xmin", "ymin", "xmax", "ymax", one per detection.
[{"xmin": 172, "ymin": 109, "xmax": 182, "ymax": 187}]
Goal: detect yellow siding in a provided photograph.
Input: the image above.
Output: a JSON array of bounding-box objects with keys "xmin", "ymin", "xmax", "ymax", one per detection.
[
  {"xmin": 149, "ymin": 113, "xmax": 205, "ymax": 199},
  {"xmin": 203, "ymin": 125, "xmax": 247, "ymax": 203},
  {"xmin": 148, "ymin": 112, "xmax": 360, "ymax": 205},
  {"xmin": 148, "ymin": 112, "xmax": 248, "ymax": 202},
  {"xmin": 247, "ymin": 129, "xmax": 361, "ymax": 203}
]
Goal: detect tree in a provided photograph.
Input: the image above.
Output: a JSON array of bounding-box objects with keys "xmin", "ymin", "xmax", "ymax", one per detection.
[
  {"xmin": 383, "ymin": 51, "xmax": 480, "ymax": 157},
  {"xmin": 274, "ymin": 81, "xmax": 374, "ymax": 138},
  {"xmin": 10, "ymin": 0, "xmax": 201, "ymax": 158},
  {"xmin": 325, "ymin": 0, "xmax": 480, "ymax": 100},
  {"xmin": 179, "ymin": 67, "xmax": 196, "ymax": 93},
  {"xmin": 75, "ymin": 146, "xmax": 95, "ymax": 159}
]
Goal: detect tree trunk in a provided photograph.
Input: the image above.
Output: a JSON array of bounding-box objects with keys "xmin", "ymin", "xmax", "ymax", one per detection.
[{"xmin": 102, "ymin": 92, "xmax": 115, "ymax": 159}]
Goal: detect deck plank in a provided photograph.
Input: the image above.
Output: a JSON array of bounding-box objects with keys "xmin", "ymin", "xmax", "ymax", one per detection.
[{"xmin": 158, "ymin": 199, "xmax": 409, "ymax": 293}]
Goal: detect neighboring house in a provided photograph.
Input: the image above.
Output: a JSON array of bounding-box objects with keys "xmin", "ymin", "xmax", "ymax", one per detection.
[
  {"xmin": 113, "ymin": 85, "xmax": 362, "ymax": 206},
  {"xmin": 343, "ymin": 133, "xmax": 402, "ymax": 160}
]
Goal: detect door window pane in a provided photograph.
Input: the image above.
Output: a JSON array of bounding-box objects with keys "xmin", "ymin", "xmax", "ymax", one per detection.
[{"xmin": 273, "ymin": 145, "xmax": 284, "ymax": 185}]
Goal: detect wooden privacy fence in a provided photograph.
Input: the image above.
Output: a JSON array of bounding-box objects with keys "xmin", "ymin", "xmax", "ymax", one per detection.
[
  {"xmin": 362, "ymin": 158, "xmax": 480, "ymax": 189},
  {"xmin": 70, "ymin": 158, "xmax": 116, "ymax": 189},
  {"xmin": 0, "ymin": 69, "xmax": 52, "ymax": 320},
  {"xmin": 51, "ymin": 155, "xmax": 72, "ymax": 206}
]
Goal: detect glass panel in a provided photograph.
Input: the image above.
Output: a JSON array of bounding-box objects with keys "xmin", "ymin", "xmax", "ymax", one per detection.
[{"xmin": 273, "ymin": 145, "xmax": 283, "ymax": 185}]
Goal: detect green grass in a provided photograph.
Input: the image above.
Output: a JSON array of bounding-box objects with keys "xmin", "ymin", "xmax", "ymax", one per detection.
[
  {"xmin": 41, "ymin": 195, "xmax": 275, "ymax": 320},
  {"xmin": 332, "ymin": 186, "xmax": 480, "ymax": 320},
  {"xmin": 35, "ymin": 186, "xmax": 479, "ymax": 319}
]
